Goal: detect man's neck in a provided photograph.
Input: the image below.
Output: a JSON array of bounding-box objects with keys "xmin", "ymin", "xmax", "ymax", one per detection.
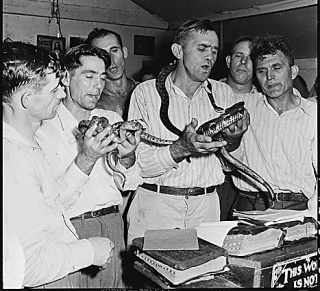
[
  {"xmin": 103, "ymin": 74, "xmax": 132, "ymax": 96},
  {"xmin": 226, "ymin": 76, "xmax": 253, "ymax": 94},
  {"xmin": 171, "ymin": 68, "xmax": 203, "ymax": 99},
  {"xmin": 3, "ymin": 104, "xmax": 39, "ymax": 141},
  {"xmin": 62, "ymin": 97, "xmax": 91, "ymax": 122},
  {"xmin": 266, "ymin": 89, "xmax": 301, "ymax": 115}
]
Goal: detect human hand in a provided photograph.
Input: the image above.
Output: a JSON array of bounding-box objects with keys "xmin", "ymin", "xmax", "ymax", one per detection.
[
  {"xmin": 170, "ymin": 118, "xmax": 227, "ymax": 163},
  {"xmin": 87, "ymin": 237, "xmax": 114, "ymax": 269},
  {"xmin": 220, "ymin": 109, "xmax": 250, "ymax": 152},
  {"xmin": 75, "ymin": 123, "xmax": 118, "ymax": 175},
  {"xmin": 115, "ymin": 120, "xmax": 142, "ymax": 159}
]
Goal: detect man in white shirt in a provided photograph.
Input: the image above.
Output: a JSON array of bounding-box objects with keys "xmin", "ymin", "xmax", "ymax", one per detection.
[
  {"xmin": 3, "ymin": 41, "xmax": 114, "ymax": 288},
  {"xmin": 35, "ymin": 44, "xmax": 142, "ymax": 288},
  {"xmin": 233, "ymin": 34, "xmax": 317, "ymax": 218}
]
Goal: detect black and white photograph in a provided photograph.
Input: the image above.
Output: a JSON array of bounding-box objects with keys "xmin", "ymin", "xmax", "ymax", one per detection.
[{"xmin": 3, "ymin": 0, "xmax": 318, "ymax": 289}]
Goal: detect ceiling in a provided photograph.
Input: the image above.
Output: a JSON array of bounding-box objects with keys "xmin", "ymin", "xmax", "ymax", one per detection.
[{"xmin": 130, "ymin": 0, "xmax": 317, "ymax": 59}]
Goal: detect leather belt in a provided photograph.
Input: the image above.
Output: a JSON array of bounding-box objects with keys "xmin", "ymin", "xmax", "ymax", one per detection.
[
  {"xmin": 239, "ymin": 191, "xmax": 308, "ymax": 202},
  {"xmin": 140, "ymin": 183, "xmax": 216, "ymax": 196},
  {"xmin": 70, "ymin": 205, "xmax": 119, "ymax": 221}
]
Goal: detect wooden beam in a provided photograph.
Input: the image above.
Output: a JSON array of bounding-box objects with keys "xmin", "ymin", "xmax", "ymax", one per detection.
[{"xmin": 169, "ymin": 0, "xmax": 317, "ymax": 29}]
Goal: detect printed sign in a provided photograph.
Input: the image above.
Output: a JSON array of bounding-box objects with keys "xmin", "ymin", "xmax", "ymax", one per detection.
[{"xmin": 271, "ymin": 252, "xmax": 317, "ymax": 288}]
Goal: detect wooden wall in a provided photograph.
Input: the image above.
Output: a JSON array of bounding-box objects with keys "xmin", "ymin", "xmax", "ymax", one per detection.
[{"xmin": 3, "ymin": 0, "xmax": 175, "ymax": 78}]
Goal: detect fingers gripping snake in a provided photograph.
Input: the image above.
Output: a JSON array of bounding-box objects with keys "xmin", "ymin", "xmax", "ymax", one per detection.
[{"xmin": 77, "ymin": 65, "xmax": 275, "ymax": 205}]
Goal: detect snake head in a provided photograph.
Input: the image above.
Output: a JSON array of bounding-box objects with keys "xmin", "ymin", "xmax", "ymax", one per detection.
[{"xmin": 133, "ymin": 119, "xmax": 148, "ymax": 131}]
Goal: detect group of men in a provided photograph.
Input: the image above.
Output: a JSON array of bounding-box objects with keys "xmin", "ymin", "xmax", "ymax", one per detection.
[{"xmin": 3, "ymin": 18, "xmax": 317, "ymax": 289}]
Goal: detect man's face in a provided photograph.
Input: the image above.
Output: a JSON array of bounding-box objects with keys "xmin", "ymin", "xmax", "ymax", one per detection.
[
  {"xmin": 228, "ymin": 41, "xmax": 253, "ymax": 85},
  {"xmin": 255, "ymin": 50, "xmax": 295, "ymax": 98},
  {"xmin": 68, "ymin": 55, "xmax": 106, "ymax": 110},
  {"xmin": 91, "ymin": 34, "xmax": 127, "ymax": 81},
  {"xmin": 29, "ymin": 73, "xmax": 66, "ymax": 121},
  {"xmin": 179, "ymin": 30, "xmax": 219, "ymax": 82}
]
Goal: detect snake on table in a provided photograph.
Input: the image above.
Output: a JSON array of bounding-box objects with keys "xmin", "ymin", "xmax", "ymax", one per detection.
[{"xmin": 76, "ymin": 64, "xmax": 275, "ymax": 205}]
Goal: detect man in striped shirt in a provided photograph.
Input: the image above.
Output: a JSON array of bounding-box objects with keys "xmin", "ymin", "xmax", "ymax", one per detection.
[
  {"xmin": 233, "ymin": 34, "xmax": 317, "ymax": 219},
  {"xmin": 126, "ymin": 19, "xmax": 250, "ymax": 245}
]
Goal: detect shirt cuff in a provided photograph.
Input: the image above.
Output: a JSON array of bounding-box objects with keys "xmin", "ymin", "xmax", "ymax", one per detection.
[
  {"xmin": 60, "ymin": 161, "xmax": 89, "ymax": 189},
  {"xmin": 68, "ymin": 239, "xmax": 94, "ymax": 271},
  {"xmin": 114, "ymin": 163, "xmax": 143, "ymax": 191},
  {"xmin": 158, "ymin": 146, "xmax": 179, "ymax": 169},
  {"xmin": 229, "ymin": 144, "xmax": 244, "ymax": 160}
]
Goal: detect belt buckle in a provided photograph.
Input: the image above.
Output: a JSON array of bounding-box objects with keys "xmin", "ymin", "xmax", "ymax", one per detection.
[{"xmin": 91, "ymin": 210, "xmax": 100, "ymax": 218}]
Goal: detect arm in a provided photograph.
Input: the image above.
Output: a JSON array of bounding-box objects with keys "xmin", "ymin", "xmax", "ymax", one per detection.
[
  {"xmin": 3, "ymin": 155, "xmax": 94, "ymax": 287},
  {"xmin": 127, "ymin": 83, "xmax": 228, "ymax": 178}
]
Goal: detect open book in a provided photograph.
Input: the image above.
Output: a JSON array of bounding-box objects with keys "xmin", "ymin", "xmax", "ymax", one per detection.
[
  {"xmin": 233, "ymin": 209, "xmax": 310, "ymax": 226},
  {"xmin": 222, "ymin": 224, "xmax": 285, "ymax": 256},
  {"xmin": 132, "ymin": 236, "xmax": 228, "ymax": 286},
  {"xmin": 197, "ymin": 221, "xmax": 285, "ymax": 257}
]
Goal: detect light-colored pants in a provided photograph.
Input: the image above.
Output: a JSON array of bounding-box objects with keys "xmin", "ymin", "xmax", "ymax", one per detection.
[
  {"xmin": 71, "ymin": 211, "xmax": 125, "ymax": 288},
  {"xmin": 127, "ymin": 187, "xmax": 220, "ymax": 246}
]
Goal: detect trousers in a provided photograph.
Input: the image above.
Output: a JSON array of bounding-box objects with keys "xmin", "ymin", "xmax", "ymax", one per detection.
[{"xmin": 71, "ymin": 211, "xmax": 125, "ymax": 288}]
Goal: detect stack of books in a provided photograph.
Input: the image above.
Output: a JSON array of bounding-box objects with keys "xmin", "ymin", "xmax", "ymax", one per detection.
[{"xmin": 132, "ymin": 236, "xmax": 228, "ymax": 286}]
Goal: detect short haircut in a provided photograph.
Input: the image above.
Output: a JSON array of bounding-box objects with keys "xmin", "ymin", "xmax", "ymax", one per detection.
[
  {"xmin": 250, "ymin": 34, "xmax": 294, "ymax": 66},
  {"xmin": 174, "ymin": 19, "xmax": 216, "ymax": 47},
  {"xmin": 85, "ymin": 28, "xmax": 123, "ymax": 48},
  {"xmin": 229, "ymin": 35, "xmax": 253, "ymax": 55},
  {"xmin": 63, "ymin": 44, "xmax": 111, "ymax": 74},
  {"xmin": 2, "ymin": 41, "xmax": 64, "ymax": 103}
]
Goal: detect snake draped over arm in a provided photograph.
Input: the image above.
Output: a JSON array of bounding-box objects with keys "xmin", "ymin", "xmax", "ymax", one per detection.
[{"xmin": 76, "ymin": 65, "xmax": 275, "ymax": 206}]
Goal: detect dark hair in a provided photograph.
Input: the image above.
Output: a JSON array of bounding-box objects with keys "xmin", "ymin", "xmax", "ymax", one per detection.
[
  {"xmin": 174, "ymin": 19, "xmax": 216, "ymax": 47},
  {"xmin": 2, "ymin": 41, "xmax": 64, "ymax": 103},
  {"xmin": 85, "ymin": 28, "xmax": 123, "ymax": 48},
  {"xmin": 250, "ymin": 34, "xmax": 294, "ymax": 66},
  {"xmin": 63, "ymin": 44, "xmax": 111, "ymax": 74},
  {"xmin": 229, "ymin": 35, "xmax": 253, "ymax": 55}
]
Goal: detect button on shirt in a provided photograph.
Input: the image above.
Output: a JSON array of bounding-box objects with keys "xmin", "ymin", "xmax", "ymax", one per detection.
[
  {"xmin": 127, "ymin": 75, "xmax": 240, "ymax": 188},
  {"xmin": 35, "ymin": 104, "xmax": 141, "ymax": 218},
  {"xmin": 3, "ymin": 122, "xmax": 94, "ymax": 287},
  {"xmin": 233, "ymin": 92, "xmax": 317, "ymax": 200}
]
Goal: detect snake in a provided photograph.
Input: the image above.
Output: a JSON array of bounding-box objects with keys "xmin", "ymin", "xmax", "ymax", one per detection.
[{"xmin": 76, "ymin": 65, "xmax": 275, "ymax": 205}]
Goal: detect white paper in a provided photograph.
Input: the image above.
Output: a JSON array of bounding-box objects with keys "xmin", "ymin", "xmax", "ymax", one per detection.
[{"xmin": 196, "ymin": 221, "xmax": 238, "ymax": 247}]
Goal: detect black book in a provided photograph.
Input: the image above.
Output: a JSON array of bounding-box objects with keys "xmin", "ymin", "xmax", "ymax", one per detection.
[{"xmin": 132, "ymin": 237, "xmax": 228, "ymax": 285}]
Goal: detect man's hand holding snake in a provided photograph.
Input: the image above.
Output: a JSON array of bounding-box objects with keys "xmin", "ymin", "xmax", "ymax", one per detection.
[
  {"xmin": 115, "ymin": 121, "xmax": 142, "ymax": 169},
  {"xmin": 170, "ymin": 118, "xmax": 228, "ymax": 163},
  {"xmin": 220, "ymin": 109, "xmax": 250, "ymax": 152},
  {"xmin": 75, "ymin": 122, "xmax": 118, "ymax": 175}
]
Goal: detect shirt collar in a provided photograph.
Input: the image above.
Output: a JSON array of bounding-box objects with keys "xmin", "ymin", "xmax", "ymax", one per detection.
[
  {"xmin": 262, "ymin": 88, "xmax": 313, "ymax": 116},
  {"xmin": 167, "ymin": 73, "xmax": 207, "ymax": 97},
  {"xmin": 3, "ymin": 122, "xmax": 38, "ymax": 149}
]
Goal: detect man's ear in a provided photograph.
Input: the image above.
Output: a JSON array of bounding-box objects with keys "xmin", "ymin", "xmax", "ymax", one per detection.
[
  {"xmin": 123, "ymin": 47, "xmax": 128, "ymax": 59},
  {"xmin": 226, "ymin": 55, "xmax": 231, "ymax": 69},
  {"xmin": 61, "ymin": 71, "xmax": 70, "ymax": 87},
  {"xmin": 20, "ymin": 91, "xmax": 31, "ymax": 109},
  {"xmin": 171, "ymin": 43, "xmax": 183, "ymax": 60},
  {"xmin": 291, "ymin": 65, "xmax": 299, "ymax": 80}
]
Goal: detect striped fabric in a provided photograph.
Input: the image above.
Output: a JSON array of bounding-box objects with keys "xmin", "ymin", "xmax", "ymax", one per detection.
[
  {"xmin": 233, "ymin": 92, "xmax": 317, "ymax": 199},
  {"xmin": 128, "ymin": 73, "xmax": 238, "ymax": 188}
]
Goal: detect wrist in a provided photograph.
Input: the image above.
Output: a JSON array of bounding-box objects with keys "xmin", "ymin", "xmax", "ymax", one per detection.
[
  {"xmin": 119, "ymin": 153, "xmax": 136, "ymax": 169},
  {"xmin": 169, "ymin": 140, "xmax": 191, "ymax": 163},
  {"xmin": 75, "ymin": 151, "xmax": 97, "ymax": 175}
]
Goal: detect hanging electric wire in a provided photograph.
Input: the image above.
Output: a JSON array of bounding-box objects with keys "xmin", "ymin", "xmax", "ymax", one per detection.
[{"xmin": 51, "ymin": 0, "xmax": 63, "ymax": 38}]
